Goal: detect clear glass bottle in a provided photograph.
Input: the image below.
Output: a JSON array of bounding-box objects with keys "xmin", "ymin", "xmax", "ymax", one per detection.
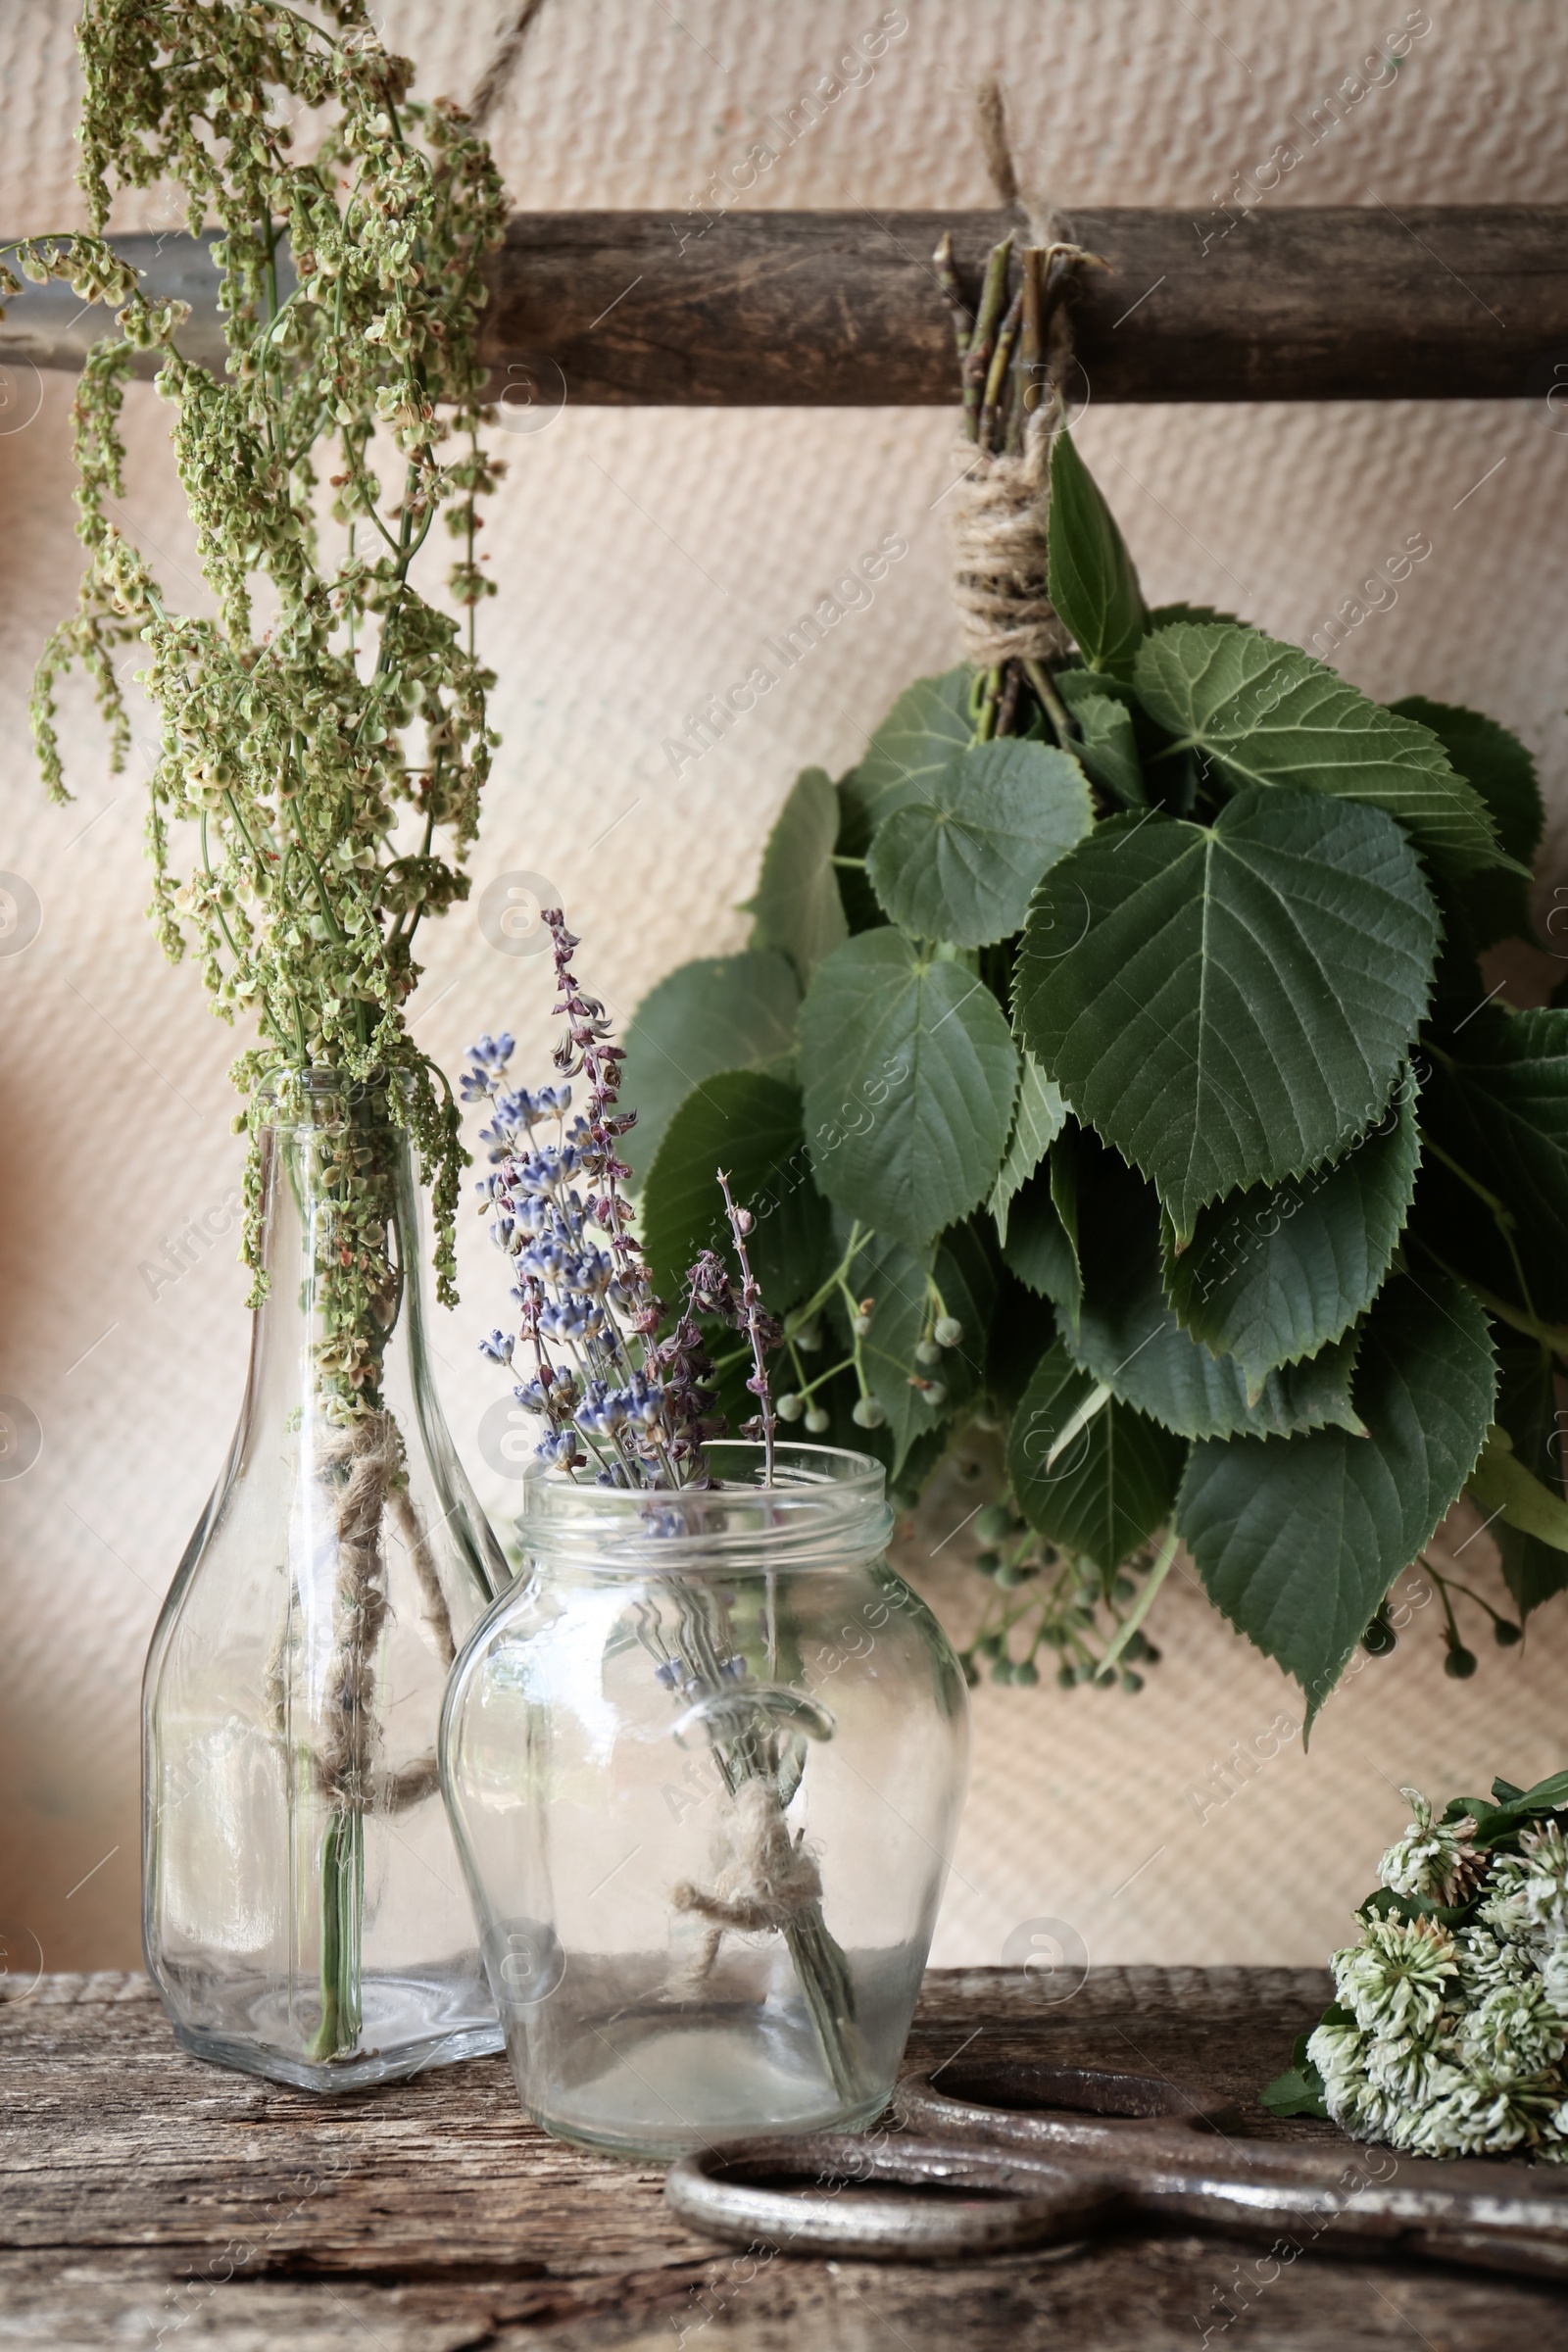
[
  {"xmin": 143, "ymin": 1073, "xmax": 509, "ymax": 2091},
  {"xmin": 439, "ymin": 1442, "xmax": 969, "ymax": 2158}
]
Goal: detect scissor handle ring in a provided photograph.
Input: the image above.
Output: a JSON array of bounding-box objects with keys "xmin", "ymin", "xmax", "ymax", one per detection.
[
  {"xmin": 897, "ymin": 2061, "xmax": 1235, "ymax": 2142},
  {"xmin": 663, "ymin": 2132, "xmax": 1119, "ymax": 2261}
]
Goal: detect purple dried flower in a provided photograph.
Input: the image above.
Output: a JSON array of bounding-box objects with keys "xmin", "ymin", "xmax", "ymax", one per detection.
[{"xmin": 466, "ymin": 912, "xmax": 784, "ymax": 1489}]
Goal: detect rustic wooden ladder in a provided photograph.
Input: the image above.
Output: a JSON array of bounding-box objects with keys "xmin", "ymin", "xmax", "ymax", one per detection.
[{"xmin": 4, "ymin": 208, "xmax": 1565, "ymax": 404}]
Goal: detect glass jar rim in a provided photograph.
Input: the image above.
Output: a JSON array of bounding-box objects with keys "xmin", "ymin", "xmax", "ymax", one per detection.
[{"xmin": 516, "ymin": 1441, "xmax": 893, "ymax": 1574}]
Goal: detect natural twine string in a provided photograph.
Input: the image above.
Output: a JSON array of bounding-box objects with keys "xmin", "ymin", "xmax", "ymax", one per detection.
[
  {"xmin": 948, "ymin": 79, "xmax": 1095, "ymax": 671},
  {"xmin": 266, "ymin": 1408, "xmax": 455, "ymax": 1817},
  {"xmin": 466, "ymin": 0, "xmax": 551, "ymax": 126},
  {"xmin": 668, "ymin": 1777, "xmax": 825, "ymax": 1993},
  {"xmin": 948, "ymin": 410, "xmax": 1071, "ymax": 669}
]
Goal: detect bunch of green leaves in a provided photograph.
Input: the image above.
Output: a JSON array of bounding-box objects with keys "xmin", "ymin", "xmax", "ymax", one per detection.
[
  {"xmin": 8, "ymin": 0, "xmax": 509, "ymax": 1311},
  {"xmin": 620, "ymin": 401, "xmax": 1568, "ymax": 1723}
]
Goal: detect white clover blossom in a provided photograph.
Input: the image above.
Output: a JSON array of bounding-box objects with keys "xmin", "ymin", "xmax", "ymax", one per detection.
[
  {"xmin": 1379, "ymin": 1785, "xmax": 1480, "ymax": 1903},
  {"xmin": 1457, "ymin": 1980, "xmax": 1566, "ymax": 2083},
  {"xmin": 1306, "ymin": 1787, "xmax": 1568, "ymax": 2163},
  {"xmin": 1487, "ymin": 1823, "xmax": 1568, "ymax": 1942},
  {"xmin": 1306, "ymin": 2017, "xmax": 1393, "ymax": 2141},
  {"xmin": 1362, "ymin": 2030, "xmax": 1464, "ymax": 2114},
  {"xmin": 1333, "ymin": 1916, "xmax": 1458, "ymax": 2036},
  {"xmin": 1408, "ymin": 2074, "xmax": 1563, "ymax": 2160},
  {"xmin": 1456, "ymin": 1924, "xmax": 1538, "ymax": 2000}
]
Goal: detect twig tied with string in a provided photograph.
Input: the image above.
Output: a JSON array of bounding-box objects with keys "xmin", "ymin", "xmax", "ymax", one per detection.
[{"xmin": 935, "ymin": 79, "xmax": 1108, "ymax": 746}]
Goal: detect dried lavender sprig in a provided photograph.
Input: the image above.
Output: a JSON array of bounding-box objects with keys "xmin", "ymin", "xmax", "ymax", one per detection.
[
  {"xmin": 716, "ymin": 1168, "xmax": 783, "ymax": 1487},
  {"xmin": 466, "ymin": 920, "xmax": 779, "ymax": 1490}
]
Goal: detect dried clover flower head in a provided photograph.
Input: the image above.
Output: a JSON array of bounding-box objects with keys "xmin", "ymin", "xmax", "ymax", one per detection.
[
  {"xmin": 1361, "ymin": 2032, "xmax": 1464, "ymax": 2115},
  {"xmin": 1456, "ymin": 1979, "xmax": 1567, "ymax": 2086},
  {"xmin": 1305, "ymin": 2015, "xmax": 1399, "ymax": 2145},
  {"xmin": 1332, "ymin": 1914, "xmax": 1458, "ymax": 2037},
  {"xmin": 1457, "ymin": 1922, "xmax": 1541, "ymax": 2001},
  {"xmin": 1379, "ymin": 1785, "xmax": 1482, "ymax": 1905},
  {"xmin": 1482, "ymin": 1821, "xmax": 1568, "ymax": 1948},
  {"xmin": 1407, "ymin": 2079, "xmax": 1557, "ymax": 2160}
]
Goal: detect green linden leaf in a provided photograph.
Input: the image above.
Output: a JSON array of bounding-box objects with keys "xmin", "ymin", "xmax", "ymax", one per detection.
[
  {"xmin": 833, "ymin": 1219, "xmax": 996, "ymax": 1473},
  {"xmin": 990, "ymin": 1051, "xmax": 1068, "ymax": 1244},
  {"xmin": 1421, "ymin": 1007, "xmax": 1568, "ymax": 1323},
  {"xmin": 800, "ymin": 930, "xmax": 1018, "ymax": 1250},
  {"xmin": 1391, "ymin": 697, "xmax": 1543, "ymax": 949},
  {"xmin": 1065, "ymin": 690, "xmax": 1147, "ymax": 808},
  {"xmin": 866, "ymin": 738, "xmax": 1094, "ymax": 951},
  {"xmin": 841, "ymin": 664, "xmax": 973, "ymax": 835},
  {"xmin": 1467, "ymin": 1423, "xmax": 1568, "ymax": 1554},
  {"xmin": 1132, "ymin": 622, "xmax": 1511, "ymax": 876},
  {"xmin": 1147, "ymin": 603, "xmax": 1249, "ymax": 630},
  {"xmin": 640, "ymin": 1068, "xmax": 830, "ymax": 1312},
  {"xmin": 1163, "ymin": 1083, "xmax": 1421, "ymax": 1388},
  {"xmin": 1060, "ymin": 1129, "xmax": 1366, "ymax": 1442},
  {"xmin": 619, "ymin": 950, "xmax": 800, "ymax": 1186},
  {"xmin": 746, "ymin": 766, "xmax": 849, "ymax": 984},
  {"xmin": 1177, "ymin": 1270, "xmax": 1497, "ymax": 1723},
  {"xmin": 1013, "ymin": 789, "xmax": 1441, "ymax": 1243},
  {"xmin": 1389, "ymin": 699, "xmax": 1543, "ymax": 865},
  {"xmin": 831, "ymin": 767, "xmax": 892, "ymax": 939},
  {"xmin": 1002, "ymin": 1161, "xmax": 1081, "ymax": 1316},
  {"xmin": 1047, "ymin": 429, "xmax": 1149, "ymax": 678},
  {"xmin": 1007, "ymin": 1336, "xmax": 1186, "ymax": 1586},
  {"xmin": 1489, "ymin": 1346, "xmax": 1568, "ymax": 1619},
  {"xmin": 1050, "ymin": 1128, "xmax": 1082, "ymax": 1327}
]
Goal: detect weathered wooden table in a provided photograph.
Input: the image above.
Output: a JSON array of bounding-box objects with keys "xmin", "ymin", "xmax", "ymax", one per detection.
[{"xmin": 4, "ymin": 1967, "xmax": 1565, "ymax": 2348}]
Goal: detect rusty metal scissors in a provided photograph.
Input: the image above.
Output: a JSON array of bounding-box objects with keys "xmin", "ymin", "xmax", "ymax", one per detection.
[{"xmin": 663, "ymin": 2058, "xmax": 1568, "ymax": 2278}]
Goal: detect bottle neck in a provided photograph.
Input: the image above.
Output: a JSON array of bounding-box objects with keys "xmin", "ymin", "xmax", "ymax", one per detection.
[{"xmin": 253, "ymin": 1102, "xmax": 420, "ymax": 1424}]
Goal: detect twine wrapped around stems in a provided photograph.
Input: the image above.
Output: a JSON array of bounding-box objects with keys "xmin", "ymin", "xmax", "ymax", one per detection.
[
  {"xmin": 669, "ymin": 1777, "xmax": 826, "ymax": 1990},
  {"xmin": 942, "ymin": 79, "xmax": 1105, "ymax": 673},
  {"xmin": 948, "ymin": 411, "xmax": 1071, "ymax": 669},
  {"xmin": 297, "ymin": 1409, "xmax": 455, "ymax": 1816}
]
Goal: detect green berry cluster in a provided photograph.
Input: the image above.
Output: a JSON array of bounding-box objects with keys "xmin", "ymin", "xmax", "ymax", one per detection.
[
  {"xmin": 956, "ymin": 1498, "xmax": 1165, "ymax": 1694},
  {"xmin": 1361, "ymin": 1555, "xmax": 1523, "ymax": 1683}
]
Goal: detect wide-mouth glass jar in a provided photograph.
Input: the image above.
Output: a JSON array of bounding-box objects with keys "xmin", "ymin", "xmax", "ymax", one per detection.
[{"xmin": 439, "ymin": 1443, "xmax": 969, "ymax": 2158}]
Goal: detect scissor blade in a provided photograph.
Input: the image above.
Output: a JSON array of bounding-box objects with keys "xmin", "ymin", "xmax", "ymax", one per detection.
[
  {"xmin": 896, "ymin": 2065, "xmax": 1568, "ymax": 2278},
  {"xmin": 1119, "ymin": 2132, "xmax": 1568, "ymax": 2278}
]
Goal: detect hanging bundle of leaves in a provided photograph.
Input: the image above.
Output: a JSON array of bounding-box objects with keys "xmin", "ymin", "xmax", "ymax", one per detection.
[
  {"xmin": 620, "ymin": 231, "xmax": 1568, "ymax": 1724},
  {"xmin": 7, "ymin": 0, "xmax": 508, "ymax": 1309}
]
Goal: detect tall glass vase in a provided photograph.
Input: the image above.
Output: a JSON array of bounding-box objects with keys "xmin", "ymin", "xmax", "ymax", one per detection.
[{"xmin": 143, "ymin": 1073, "xmax": 508, "ymax": 2091}]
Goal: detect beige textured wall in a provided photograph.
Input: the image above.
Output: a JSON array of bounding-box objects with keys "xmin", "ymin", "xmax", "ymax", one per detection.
[{"xmin": 3, "ymin": 0, "xmax": 1568, "ymax": 1986}]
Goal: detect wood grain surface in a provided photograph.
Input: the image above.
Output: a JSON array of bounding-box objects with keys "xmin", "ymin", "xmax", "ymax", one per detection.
[
  {"xmin": 4, "ymin": 210, "xmax": 1567, "ymax": 402},
  {"xmin": 5, "ymin": 1966, "xmax": 1567, "ymax": 2349}
]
